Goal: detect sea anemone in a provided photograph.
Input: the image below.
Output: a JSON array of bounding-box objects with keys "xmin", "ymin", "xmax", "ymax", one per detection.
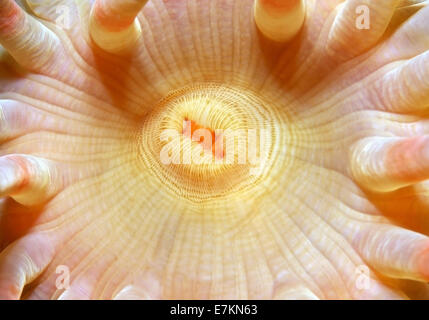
[{"xmin": 0, "ymin": 0, "xmax": 428, "ymax": 300}]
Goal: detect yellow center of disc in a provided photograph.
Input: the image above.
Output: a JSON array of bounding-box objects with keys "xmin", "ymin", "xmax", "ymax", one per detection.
[{"xmin": 138, "ymin": 83, "xmax": 290, "ymax": 202}]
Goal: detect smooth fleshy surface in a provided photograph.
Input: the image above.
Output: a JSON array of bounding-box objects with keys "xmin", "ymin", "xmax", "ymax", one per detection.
[{"xmin": 0, "ymin": 0, "xmax": 428, "ymax": 299}]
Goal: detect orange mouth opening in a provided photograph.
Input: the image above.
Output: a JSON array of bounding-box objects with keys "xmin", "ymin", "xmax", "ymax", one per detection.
[{"xmin": 182, "ymin": 118, "xmax": 225, "ymax": 160}]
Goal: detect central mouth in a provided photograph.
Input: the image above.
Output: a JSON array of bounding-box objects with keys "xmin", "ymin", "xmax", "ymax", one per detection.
[
  {"xmin": 182, "ymin": 117, "xmax": 225, "ymax": 160},
  {"xmin": 137, "ymin": 83, "xmax": 290, "ymax": 202}
]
